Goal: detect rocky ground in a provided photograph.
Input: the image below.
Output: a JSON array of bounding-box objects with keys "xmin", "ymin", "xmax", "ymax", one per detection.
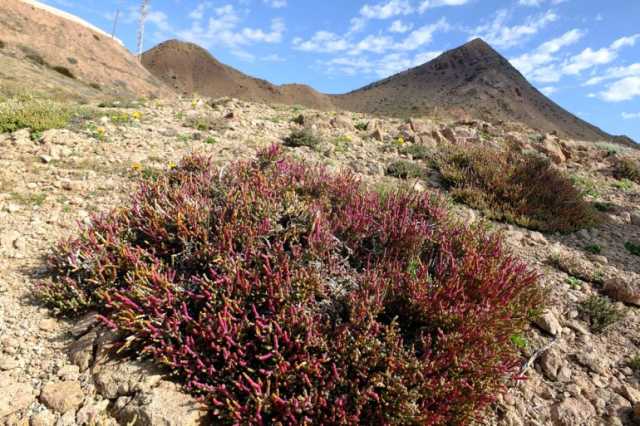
[{"xmin": 1, "ymin": 97, "xmax": 639, "ymax": 425}]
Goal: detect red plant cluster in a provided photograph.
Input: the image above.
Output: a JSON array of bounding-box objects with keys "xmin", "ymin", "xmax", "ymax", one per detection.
[{"xmin": 40, "ymin": 146, "xmax": 540, "ymax": 424}]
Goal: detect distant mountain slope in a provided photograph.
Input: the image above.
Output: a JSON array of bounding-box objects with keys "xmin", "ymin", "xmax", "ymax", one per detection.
[
  {"xmin": 0, "ymin": 0, "xmax": 170, "ymax": 101},
  {"xmin": 334, "ymin": 39, "xmax": 630, "ymax": 144},
  {"xmin": 142, "ymin": 40, "xmax": 334, "ymax": 110},
  {"xmin": 142, "ymin": 38, "xmax": 634, "ymax": 145}
]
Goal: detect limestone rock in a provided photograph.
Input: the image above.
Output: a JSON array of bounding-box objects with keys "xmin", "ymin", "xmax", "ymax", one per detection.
[
  {"xmin": 0, "ymin": 374, "xmax": 35, "ymax": 418},
  {"xmin": 93, "ymin": 360, "xmax": 163, "ymax": 399},
  {"xmin": 39, "ymin": 381, "xmax": 84, "ymax": 414},
  {"xmin": 534, "ymin": 310, "xmax": 562, "ymax": 336},
  {"xmin": 30, "ymin": 410, "xmax": 56, "ymax": 426},
  {"xmin": 603, "ymin": 273, "xmax": 640, "ymax": 306},
  {"xmin": 116, "ymin": 381, "xmax": 209, "ymax": 426},
  {"xmin": 550, "ymin": 397, "xmax": 596, "ymax": 426}
]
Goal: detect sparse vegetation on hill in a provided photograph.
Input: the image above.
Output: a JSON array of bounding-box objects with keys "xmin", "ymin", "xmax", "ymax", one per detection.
[
  {"xmin": 434, "ymin": 144, "xmax": 598, "ymax": 233},
  {"xmin": 0, "ymin": 96, "xmax": 70, "ymax": 133},
  {"xmin": 39, "ymin": 147, "xmax": 540, "ymax": 424},
  {"xmin": 613, "ymin": 157, "xmax": 640, "ymax": 183}
]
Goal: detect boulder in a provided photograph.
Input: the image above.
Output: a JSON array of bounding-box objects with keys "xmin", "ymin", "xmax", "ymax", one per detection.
[
  {"xmin": 116, "ymin": 381, "xmax": 209, "ymax": 426},
  {"xmin": 550, "ymin": 397, "xmax": 596, "ymax": 426},
  {"xmin": 0, "ymin": 373, "xmax": 35, "ymax": 418},
  {"xmin": 39, "ymin": 381, "xmax": 84, "ymax": 414},
  {"xmin": 603, "ymin": 273, "xmax": 640, "ymax": 306}
]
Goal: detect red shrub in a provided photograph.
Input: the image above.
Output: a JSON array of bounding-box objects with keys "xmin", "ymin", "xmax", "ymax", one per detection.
[{"xmin": 39, "ymin": 145, "xmax": 540, "ymax": 424}]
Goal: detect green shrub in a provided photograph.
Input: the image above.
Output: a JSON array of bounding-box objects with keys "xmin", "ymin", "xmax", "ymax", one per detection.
[
  {"xmin": 291, "ymin": 114, "xmax": 304, "ymax": 125},
  {"xmin": 584, "ymin": 244, "xmax": 602, "ymax": 255},
  {"xmin": 283, "ymin": 129, "xmax": 320, "ymax": 148},
  {"xmin": 184, "ymin": 114, "xmax": 225, "ymax": 131},
  {"xmin": 386, "ymin": 160, "xmax": 424, "ymax": 179},
  {"xmin": 625, "ymin": 241, "xmax": 640, "ymax": 256},
  {"xmin": 38, "ymin": 146, "xmax": 541, "ymax": 424},
  {"xmin": 613, "ymin": 157, "xmax": 640, "ymax": 183},
  {"xmin": 0, "ymin": 97, "xmax": 70, "ymax": 133},
  {"xmin": 579, "ymin": 295, "xmax": 624, "ymax": 333},
  {"xmin": 629, "ymin": 355, "xmax": 640, "ymax": 372},
  {"xmin": 434, "ymin": 144, "xmax": 598, "ymax": 233},
  {"xmin": 354, "ymin": 121, "xmax": 369, "ymax": 131},
  {"xmin": 400, "ymin": 143, "xmax": 431, "ymax": 160},
  {"xmin": 0, "ymin": 40, "xmax": 5, "ymax": 49},
  {"xmin": 593, "ymin": 201, "xmax": 615, "ymax": 212}
]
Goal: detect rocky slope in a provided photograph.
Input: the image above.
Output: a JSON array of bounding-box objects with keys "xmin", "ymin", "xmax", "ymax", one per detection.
[
  {"xmin": 142, "ymin": 39, "xmax": 635, "ymax": 146},
  {"xmin": 0, "ymin": 0, "xmax": 171, "ymax": 102},
  {"xmin": 0, "ymin": 95, "xmax": 640, "ymax": 425},
  {"xmin": 335, "ymin": 39, "xmax": 631, "ymax": 145},
  {"xmin": 142, "ymin": 40, "xmax": 333, "ymax": 109}
]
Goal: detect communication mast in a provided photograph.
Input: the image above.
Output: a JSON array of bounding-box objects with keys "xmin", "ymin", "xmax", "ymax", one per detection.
[
  {"xmin": 136, "ymin": 0, "xmax": 150, "ymax": 60},
  {"xmin": 111, "ymin": 8, "xmax": 120, "ymax": 39}
]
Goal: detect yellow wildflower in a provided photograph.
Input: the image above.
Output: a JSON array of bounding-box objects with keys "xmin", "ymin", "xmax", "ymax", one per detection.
[
  {"xmin": 131, "ymin": 111, "xmax": 143, "ymax": 120},
  {"xmin": 131, "ymin": 162, "xmax": 142, "ymax": 172}
]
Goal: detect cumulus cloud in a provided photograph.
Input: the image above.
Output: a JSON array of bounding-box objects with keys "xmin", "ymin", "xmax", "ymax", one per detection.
[
  {"xmin": 562, "ymin": 34, "xmax": 639, "ymax": 75},
  {"xmin": 263, "ymin": 0, "xmax": 287, "ymax": 8},
  {"xmin": 622, "ymin": 112, "xmax": 640, "ymax": 119},
  {"xmin": 389, "ymin": 20, "xmax": 413, "ymax": 33},
  {"xmin": 599, "ymin": 77, "xmax": 640, "ymax": 102},
  {"xmin": 359, "ymin": 0, "xmax": 413, "ymax": 20},
  {"xmin": 510, "ymin": 29, "xmax": 585, "ymax": 79},
  {"xmin": 584, "ymin": 63, "xmax": 640, "ymax": 86},
  {"xmin": 471, "ymin": 9, "xmax": 558, "ymax": 48},
  {"xmin": 540, "ymin": 86, "xmax": 557, "ymax": 95},
  {"xmin": 418, "ymin": 0, "xmax": 470, "ymax": 13},
  {"xmin": 326, "ymin": 50, "xmax": 441, "ymax": 77},
  {"xmin": 177, "ymin": 4, "xmax": 285, "ymax": 60}
]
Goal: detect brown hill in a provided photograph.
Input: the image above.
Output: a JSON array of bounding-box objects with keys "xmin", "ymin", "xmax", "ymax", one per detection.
[
  {"xmin": 142, "ymin": 40, "xmax": 333, "ymax": 110},
  {"xmin": 0, "ymin": 0, "xmax": 170, "ymax": 101},
  {"xmin": 334, "ymin": 38, "xmax": 628, "ymax": 144},
  {"xmin": 143, "ymin": 38, "xmax": 635, "ymax": 145}
]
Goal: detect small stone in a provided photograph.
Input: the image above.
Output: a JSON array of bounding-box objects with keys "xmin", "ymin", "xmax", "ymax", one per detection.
[
  {"xmin": 550, "ymin": 397, "xmax": 596, "ymax": 426},
  {"xmin": 40, "ymin": 155, "xmax": 52, "ymax": 163},
  {"xmin": 57, "ymin": 365, "xmax": 80, "ymax": 381},
  {"xmin": 76, "ymin": 400, "xmax": 109, "ymax": 425},
  {"xmin": 0, "ymin": 356, "xmax": 19, "ymax": 370},
  {"xmin": 534, "ymin": 310, "xmax": 562, "ymax": 336},
  {"xmin": 539, "ymin": 349, "xmax": 562, "ymax": 380},
  {"xmin": 576, "ymin": 351, "xmax": 609, "ymax": 375},
  {"xmin": 116, "ymin": 381, "xmax": 208, "ymax": 426},
  {"xmin": 370, "ymin": 128, "xmax": 384, "ymax": 141},
  {"xmin": 30, "ymin": 410, "xmax": 56, "ymax": 426},
  {"xmin": 38, "ymin": 319, "xmax": 58, "ymax": 332},
  {"xmin": 0, "ymin": 374, "xmax": 35, "ymax": 418},
  {"xmin": 39, "ymin": 381, "xmax": 84, "ymax": 414}
]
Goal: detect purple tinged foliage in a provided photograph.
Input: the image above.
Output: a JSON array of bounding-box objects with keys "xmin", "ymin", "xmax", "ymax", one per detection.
[{"xmin": 39, "ymin": 145, "xmax": 541, "ymax": 424}]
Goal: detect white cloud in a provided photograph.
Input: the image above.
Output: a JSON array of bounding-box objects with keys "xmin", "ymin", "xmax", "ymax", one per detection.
[
  {"xmin": 418, "ymin": 0, "xmax": 470, "ymax": 13},
  {"xmin": 395, "ymin": 18, "xmax": 449, "ymax": 50},
  {"xmin": 263, "ymin": 0, "xmax": 287, "ymax": 8},
  {"xmin": 262, "ymin": 53, "xmax": 285, "ymax": 62},
  {"xmin": 622, "ymin": 112, "xmax": 640, "ymax": 119},
  {"xmin": 389, "ymin": 20, "xmax": 413, "ymax": 33},
  {"xmin": 293, "ymin": 31, "xmax": 350, "ymax": 53},
  {"xmin": 294, "ymin": 17, "xmax": 447, "ymax": 55},
  {"xmin": 518, "ymin": 0, "xmax": 543, "ymax": 6},
  {"xmin": 177, "ymin": 4, "xmax": 286, "ymax": 59},
  {"xmin": 326, "ymin": 50, "xmax": 441, "ymax": 77},
  {"xmin": 584, "ymin": 63, "xmax": 640, "ymax": 86},
  {"xmin": 518, "ymin": 0, "xmax": 568, "ymax": 6},
  {"xmin": 599, "ymin": 77, "xmax": 640, "ymax": 102},
  {"xmin": 562, "ymin": 34, "xmax": 639, "ymax": 75},
  {"xmin": 610, "ymin": 34, "xmax": 640, "ymax": 50},
  {"xmin": 540, "ymin": 86, "xmax": 557, "ymax": 95},
  {"xmin": 561, "ymin": 47, "xmax": 617, "ymax": 75},
  {"xmin": 471, "ymin": 9, "xmax": 558, "ymax": 48},
  {"xmin": 189, "ymin": 2, "xmax": 213, "ymax": 20},
  {"xmin": 359, "ymin": 0, "xmax": 412, "ymax": 20},
  {"xmin": 510, "ymin": 29, "xmax": 584, "ymax": 79}
]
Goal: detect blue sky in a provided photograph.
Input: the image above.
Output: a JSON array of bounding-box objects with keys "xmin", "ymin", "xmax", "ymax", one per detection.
[{"xmin": 41, "ymin": 0, "xmax": 640, "ymax": 141}]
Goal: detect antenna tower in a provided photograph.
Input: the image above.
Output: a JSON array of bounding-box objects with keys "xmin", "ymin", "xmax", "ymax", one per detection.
[{"xmin": 136, "ymin": 0, "xmax": 150, "ymax": 60}]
